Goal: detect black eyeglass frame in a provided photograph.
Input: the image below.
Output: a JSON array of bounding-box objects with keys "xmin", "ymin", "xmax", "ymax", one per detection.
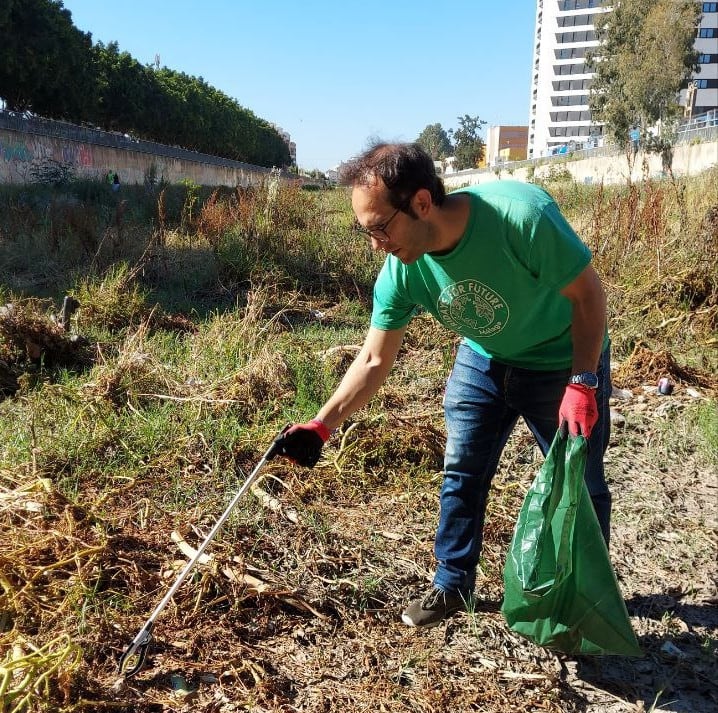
[{"xmin": 353, "ymin": 198, "xmax": 411, "ymax": 243}]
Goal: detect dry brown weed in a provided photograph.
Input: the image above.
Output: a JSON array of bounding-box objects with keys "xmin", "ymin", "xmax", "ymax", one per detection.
[{"xmin": 613, "ymin": 343, "xmax": 718, "ymax": 391}]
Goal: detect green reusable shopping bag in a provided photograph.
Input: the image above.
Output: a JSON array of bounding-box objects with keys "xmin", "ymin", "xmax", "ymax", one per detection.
[{"xmin": 501, "ymin": 430, "xmax": 642, "ymax": 656}]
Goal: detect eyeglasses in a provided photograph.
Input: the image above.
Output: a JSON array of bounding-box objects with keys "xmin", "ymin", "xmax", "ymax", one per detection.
[{"xmin": 353, "ymin": 206, "xmax": 403, "ymax": 243}]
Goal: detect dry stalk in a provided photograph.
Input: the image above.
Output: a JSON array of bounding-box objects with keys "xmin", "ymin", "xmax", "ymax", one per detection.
[{"xmin": 0, "ymin": 634, "xmax": 81, "ymax": 713}]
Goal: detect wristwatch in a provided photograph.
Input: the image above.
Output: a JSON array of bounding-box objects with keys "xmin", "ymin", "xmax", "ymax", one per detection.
[{"xmin": 569, "ymin": 371, "xmax": 599, "ymax": 389}]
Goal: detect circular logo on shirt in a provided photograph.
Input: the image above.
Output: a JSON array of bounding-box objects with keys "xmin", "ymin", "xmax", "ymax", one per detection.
[{"xmin": 437, "ymin": 280, "xmax": 509, "ymax": 337}]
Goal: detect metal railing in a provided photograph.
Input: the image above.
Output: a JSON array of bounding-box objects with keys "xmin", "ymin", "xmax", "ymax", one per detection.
[
  {"xmin": 447, "ymin": 120, "xmax": 717, "ymax": 179},
  {"xmin": 448, "ymin": 143, "xmax": 620, "ymax": 177},
  {"xmin": 678, "ymin": 110, "xmax": 718, "ymax": 131},
  {"xmin": 675, "ymin": 110, "xmax": 718, "ymax": 143}
]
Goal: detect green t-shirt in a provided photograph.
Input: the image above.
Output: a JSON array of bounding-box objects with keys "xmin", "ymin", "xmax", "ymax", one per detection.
[{"xmin": 371, "ymin": 181, "xmax": 604, "ymax": 370}]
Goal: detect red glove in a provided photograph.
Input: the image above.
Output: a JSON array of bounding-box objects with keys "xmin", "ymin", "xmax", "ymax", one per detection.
[
  {"xmin": 559, "ymin": 384, "xmax": 598, "ymax": 437},
  {"xmin": 270, "ymin": 419, "xmax": 330, "ymax": 467}
]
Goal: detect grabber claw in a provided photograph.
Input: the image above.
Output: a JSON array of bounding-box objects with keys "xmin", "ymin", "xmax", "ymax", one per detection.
[
  {"xmin": 117, "ymin": 429, "xmax": 286, "ymax": 678},
  {"xmin": 118, "ymin": 622, "xmax": 153, "ymax": 677}
]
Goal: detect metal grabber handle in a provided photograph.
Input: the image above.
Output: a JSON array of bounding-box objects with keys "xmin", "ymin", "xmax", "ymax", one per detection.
[{"xmin": 118, "ymin": 427, "xmax": 290, "ymax": 677}]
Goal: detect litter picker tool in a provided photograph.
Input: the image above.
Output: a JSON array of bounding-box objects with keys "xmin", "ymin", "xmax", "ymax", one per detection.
[{"xmin": 118, "ymin": 427, "xmax": 290, "ymax": 678}]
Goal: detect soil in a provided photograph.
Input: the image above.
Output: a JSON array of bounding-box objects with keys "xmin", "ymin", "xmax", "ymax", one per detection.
[
  {"xmin": 87, "ymin": 381, "xmax": 716, "ymax": 713},
  {"xmin": 2, "ymin": 320, "xmax": 716, "ymax": 712}
]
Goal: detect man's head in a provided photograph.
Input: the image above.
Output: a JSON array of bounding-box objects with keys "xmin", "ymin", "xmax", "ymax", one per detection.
[
  {"xmin": 339, "ymin": 142, "xmax": 446, "ymax": 214},
  {"xmin": 340, "ymin": 143, "xmax": 451, "ymax": 264}
]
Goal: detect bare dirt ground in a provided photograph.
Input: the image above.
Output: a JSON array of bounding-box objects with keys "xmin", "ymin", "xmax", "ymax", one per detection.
[
  {"xmin": 2, "ymin": 317, "xmax": 716, "ymax": 713},
  {"xmin": 90, "ymin": 360, "xmax": 716, "ymax": 712}
]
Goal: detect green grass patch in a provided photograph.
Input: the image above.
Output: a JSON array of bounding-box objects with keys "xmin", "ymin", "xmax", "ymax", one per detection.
[{"xmin": 1, "ymin": 172, "xmax": 717, "ymax": 713}]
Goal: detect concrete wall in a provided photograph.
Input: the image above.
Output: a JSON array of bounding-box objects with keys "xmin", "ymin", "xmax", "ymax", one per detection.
[
  {"xmin": 443, "ymin": 139, "xmax": 718, "ymax": 189},
  {"xmin": 0, "ymin": 114, "xmax": 289, "ymax": 188}
]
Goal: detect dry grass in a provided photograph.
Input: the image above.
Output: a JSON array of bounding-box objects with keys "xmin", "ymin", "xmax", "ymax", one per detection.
[
  {"xmin": 613, "ymin": 343, "xmax": 718, "ymax": 391},
  {"xmin": 0, "ymin": 299, "xmax": 88, "ymax": 366},
  {"xmin": 555, "ymin": 169, "xmax": 718, "ymax": 377},
  {"xmin": 1, "ymin": 175, "xmax": 717, "ymax": 712}
]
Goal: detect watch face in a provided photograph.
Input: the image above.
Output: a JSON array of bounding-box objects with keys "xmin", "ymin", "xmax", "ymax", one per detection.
[{"xmin": 571, "ymin": 372, "xmax": 598, "ymax": 388}]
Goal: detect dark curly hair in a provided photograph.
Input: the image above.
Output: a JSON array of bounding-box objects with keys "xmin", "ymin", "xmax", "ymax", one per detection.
[{"xmin": 339, "ymin": 142, "xmax": 446, "ymax": 217}]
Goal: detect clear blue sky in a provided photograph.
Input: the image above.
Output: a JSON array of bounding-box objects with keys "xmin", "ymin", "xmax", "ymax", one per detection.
[{"xmin": 61, "ymin": 0, "xmax": 536, "ymax": 172}]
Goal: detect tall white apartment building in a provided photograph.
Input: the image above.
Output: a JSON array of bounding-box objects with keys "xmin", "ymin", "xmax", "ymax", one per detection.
[
  {"xmin": 690, "ymin": 3, "xmax": 718, "ymax": 115},
  {"xmin": 528, "ymin": 1, "xmax": 718, "ymax": 159}
]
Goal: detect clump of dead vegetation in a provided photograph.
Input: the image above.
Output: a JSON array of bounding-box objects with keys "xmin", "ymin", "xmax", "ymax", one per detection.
[
  {"xmin": 557, "ymin": 169, "xmax": 718, "ymax": 377},
  {"xmin": 613, "ymin": 342, "xmax": 718, "ymax": 391},
  {"xmin": 0, "ymin": 472, "xmax": 99, "ymax": 711},
  {"xmin": 0, "ymin": 299, "xmax": 87, "ymax": 366},
  {"xmin": 0, "ymin": 297, "xmax": 91, "ymax": 397},
  {"xmin": 1, "ymin": 173, "xmax": 717, "ymax": 712},
  {"xmin": 0, "ymin": 264, "xmax": 197, "ymax": 401}
]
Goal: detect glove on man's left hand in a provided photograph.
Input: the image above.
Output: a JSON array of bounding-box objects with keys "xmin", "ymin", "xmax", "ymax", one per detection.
[
  {"xmin": 270, "ymin": 419, "xmax": 330, "ymax": 467},
  {"xmin": 559, "ymin": 384, "xmax": 598, "ymax": 437}
]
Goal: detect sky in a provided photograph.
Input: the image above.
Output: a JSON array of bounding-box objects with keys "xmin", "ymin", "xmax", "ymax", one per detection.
[{"xmin": 61, "ymin": 1, "xmax": 537, "ymax": 172}]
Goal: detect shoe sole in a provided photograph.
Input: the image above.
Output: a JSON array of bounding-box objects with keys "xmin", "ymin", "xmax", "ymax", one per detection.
[
  {"xmin": 400, "ymin": 607, "xmax": 463, "ymax": 628},
  {"xmin": 401, "ymin": 612, "xmax": 443, "ymax": 628}
]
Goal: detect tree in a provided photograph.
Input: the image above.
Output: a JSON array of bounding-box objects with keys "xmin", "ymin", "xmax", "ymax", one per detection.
[
  {"xmin": 449, "ymin": 115, "xmax": 487, "ymax": 170},
  {"xmin": 0, "ymin": 0, "xmax": 96, "ymax": 117},
  {"xmin": 0, "ymin": 0, "xmax": 290, "ymax": 167},
  {"xmin": 416, "ymin": 123, "xmax": 453, "ymax": 160},
  {"xmin": 91, "ymin": 42, "xmax": 154, "ymax": 132},
  {"xmin": 588, "ymin": 0, "xmax": 700, "ymax": 169}
]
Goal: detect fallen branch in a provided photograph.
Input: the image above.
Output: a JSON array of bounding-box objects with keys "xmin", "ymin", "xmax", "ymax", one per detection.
[
  {"xmin": 250, "ymin": 480, "xmax": 299, "ymax": 524},
  {"xmin": 170, "ymin": 531, "xmax": 327, "ymax": 620}
]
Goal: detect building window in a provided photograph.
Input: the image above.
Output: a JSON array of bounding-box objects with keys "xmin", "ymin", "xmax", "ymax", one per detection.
[
  {"xmin": 701, "ymin": 3, "xmax": 717, "ymax": 12},
  {"xmin": 549, "ymin": 126, "xmax": 592, "ymax": 138},
  {"xmin": 557, "ymin": 0, "xmax": 600, "ymax": 10},
  {"xmin": 552, "ymin": 78, "xmax": 593, "ymax": 91},
  {"xmin": 694, "ymin": 79, "xmax": 718, "ymax": 88},
  {"xmin": 558, "ymin": 13, "xmax": 595, "ymax": 27},
  {"xmin": 698, "ymin": 54, "xmax": 717, "ymax": 63},
  {"xmin": 555, "ymin": 47, "xmax": 587, "ymax": 59},
  {"xmin": 698, "ymin": 28, "xmax": 717, "ymax": 38},
  {"xmin": 549, "ymin": 125, "xmax": 593, "ymax": 138},
  {"xmin": 552, "ymin": 94, "xmax": 590, "ymax": 106},
  {"xmin": 554, "ymin": 62, "xmax": 589, "ymax": 75},
  {"xmin": 556, "ymin": 30, "xmax": 597, "ymax": 43},
  {"xmin": 550, "ymin": 110, "xmax": 593, "ymax": 122}
]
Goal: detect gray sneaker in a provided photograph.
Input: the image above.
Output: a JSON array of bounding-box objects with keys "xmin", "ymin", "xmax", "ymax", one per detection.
[{"xmin": 401, "ymin": 586, "xmax": 471, "ymax": 628}]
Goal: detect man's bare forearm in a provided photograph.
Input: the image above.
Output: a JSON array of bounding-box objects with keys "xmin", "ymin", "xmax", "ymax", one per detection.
[
  {"xmin": 316, "ymin": 326, "xmax": 406, "ymax": 430},
  {"xmin": 561, "ymin": 265, "xmax": 607, "ymax": 373}
]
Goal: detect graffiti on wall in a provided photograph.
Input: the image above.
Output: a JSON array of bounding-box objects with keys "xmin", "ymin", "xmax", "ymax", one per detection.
[
  {"xmin": 0, "ymin": 126, "xmax": 291, "ymax": 188},
  {"xmin": 0, "ymin": 135, "xmax": 95, "ymax": 181},
  {"xmin": 1, "ymin": 139, "xmax": 32, "ymax": 162},
  {"xmin": 61, "ymin": 144, "xmax": 94, "ymax": 167}
]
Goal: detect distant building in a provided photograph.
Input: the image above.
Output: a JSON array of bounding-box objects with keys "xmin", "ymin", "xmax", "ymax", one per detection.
[
  {"xmin": 687, "ymin": 4, "xmax": 718, "ymax": 116},
  {"xmin": 528, "ymin": 0, "xmax": 718, "ymax": 159},
  {"xmin": 433, "ymin": 156, "xmax": 458, "ymax": 175},
  {"xmin": 485, "ymin": 125, "xmax": 529, "ymax": 167},
  {"xmin": 270, "ymin": 123, "xmax": 297, "ymax": 165},
  {"xmin": 528, "ymin": 0, "xmax": 609, "ymax": 159}
]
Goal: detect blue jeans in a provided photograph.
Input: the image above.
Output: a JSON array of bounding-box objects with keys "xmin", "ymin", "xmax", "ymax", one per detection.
[{"xmin": 433, "ymin": 343, "xmax": 612, "ymax": 595}]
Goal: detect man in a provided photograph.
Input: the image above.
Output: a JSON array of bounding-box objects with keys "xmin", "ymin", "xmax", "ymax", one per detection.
[{"xmin": 272, "ymin": 142, "xmax": 612, "ymax": 628}]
